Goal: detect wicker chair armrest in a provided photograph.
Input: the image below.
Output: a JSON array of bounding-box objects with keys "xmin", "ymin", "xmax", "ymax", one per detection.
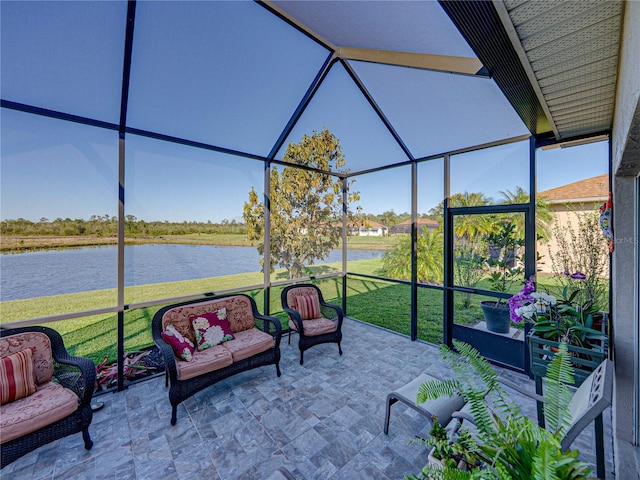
[
  {"xmin": 254, "ymin": 313, "xmax": 282, "ymax": 338},
  {"xmin": 52, "ymin": 354, "xmax": 96, "ymax": 406},
  {"xmin": 283, "ymin": 307, "xmax": 304, "ymax": 335},
  {"xmin": 152, "ymin": 330, "xmax": 179, "ymax": 382},
  {"xmin": 319, "ymin": 302, "xmax": 343, "ymax": 328}
]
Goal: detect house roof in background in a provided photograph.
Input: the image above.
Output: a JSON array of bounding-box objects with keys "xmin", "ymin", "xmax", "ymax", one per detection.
[
  {"xmin": 354, "ymin": 220, "xmax": 387, "ymax": 229},
  {"xmin": 538, "ymin": 173, "xmax": 608, "ymax": 203},
  {"xmin": 394, "ymin": 218, "xmax": 439, "ymax": 227}
]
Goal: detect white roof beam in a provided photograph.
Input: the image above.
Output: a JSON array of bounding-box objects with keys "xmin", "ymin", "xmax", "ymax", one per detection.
[
  {"xmin": 336, "ymin": 47, "xmax": 488, "ymax": 77},
  {"xmin": 261, "ymin": 1, "xmax": 337, "ymax": 51}
]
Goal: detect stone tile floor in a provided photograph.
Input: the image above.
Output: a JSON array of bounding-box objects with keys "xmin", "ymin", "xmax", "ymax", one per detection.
[{"xmin": 1, "ymin": 319, "xmax": 615, "ymax": 479}]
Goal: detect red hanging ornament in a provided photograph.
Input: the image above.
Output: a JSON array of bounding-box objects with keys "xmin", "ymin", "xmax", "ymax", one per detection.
[{"xmin": 599, "ymin": 192, "xmax": 614, "ymax": 253}]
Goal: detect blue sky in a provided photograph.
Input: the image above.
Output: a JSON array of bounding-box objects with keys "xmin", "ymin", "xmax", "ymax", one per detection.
[{"xmin": 1, "ymin": 1, "xmax": 609, "ymax": 224}]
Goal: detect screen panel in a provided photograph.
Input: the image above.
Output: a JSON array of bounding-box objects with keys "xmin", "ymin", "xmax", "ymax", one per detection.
[
  {"xmin": 127, "ymin": 1, "xmax": 329, "ymax": 157},
  {"xmin": 347, "ymin": 166, "xmax": 410, "ymax": 279},
  {"xmin": 1, "ymin": 110, "xmax": 119, "ymax": 320},
  {"xmin": 450, "ymin": 140, "xmax": 530, "ymax": 204},
  {"xmin": 125, "ymin": 135, "xmax": 264, "ymax": 305},
  {"xmin": 1, "ymin": 1, "xmax": 126, "ymax": 123}
]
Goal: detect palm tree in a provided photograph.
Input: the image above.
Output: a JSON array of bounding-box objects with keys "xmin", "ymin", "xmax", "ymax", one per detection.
[
  {"xmin": 499, "ymin": 186, "xmax": 553, "ymax": 242},
  {"xmin": 382, "ymin": 230, "xmax": 444, "ymax": 283},
  {"xmin": 416, "ymin": 229, "xmax": 444, "ymax": 283},
  {"xmin": 450, "ymin": 192, "xmax": 493, "ymax": 241}
]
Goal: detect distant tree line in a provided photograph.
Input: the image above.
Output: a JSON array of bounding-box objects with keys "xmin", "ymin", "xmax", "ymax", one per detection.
[
  {"xmin": 0, "ymin": 215, "xmax": 248, "ymax": 237},
  {"xmin": 362, "ymin": 210, "xmax": 436, "ymax": 228}
]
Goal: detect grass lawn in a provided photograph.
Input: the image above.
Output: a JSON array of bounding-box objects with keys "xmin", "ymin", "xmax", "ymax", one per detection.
[
  {"xmin": 2, "ymin": 252, "xmax": 592, "ymax": 366},
  {"xmin": 0, "ymin": 259, "xmax": 380, "ymax": 362}
]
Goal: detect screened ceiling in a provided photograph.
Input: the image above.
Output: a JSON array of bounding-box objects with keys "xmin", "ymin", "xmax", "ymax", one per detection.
[{"xmin": 1, "ymin": 0, "xmax": 539, "ymax": 176}]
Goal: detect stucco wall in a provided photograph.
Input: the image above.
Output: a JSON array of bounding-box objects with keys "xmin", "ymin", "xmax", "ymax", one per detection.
[
  {"xmin": 611, "ymin": 1, "xmax": 640, "ymax": 478},
  {"xmin": 537, "ymin": 202, "xmax": 605, "ymax": 274}
]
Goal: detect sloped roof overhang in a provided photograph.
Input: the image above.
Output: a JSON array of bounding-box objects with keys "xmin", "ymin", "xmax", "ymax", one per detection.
[{"xmin": 440, "ymin": 0, "xmax": 623, "ymax": 147}]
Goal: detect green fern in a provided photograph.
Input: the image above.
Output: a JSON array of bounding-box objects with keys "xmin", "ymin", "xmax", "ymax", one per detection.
[
  {"xmin": 417, "ymin": 378, "xmax": 460, "ymax": 404},
  {"xmin": 543, "ymin": 342, "xmax": 575, "ymax": 435},
  {"xmin": 532, "ymin": 439, "xmax": 561, "ymax": 480},
  {"xmin": 412, "ymin": 341, "xmax": 593, "ymax": 480}
]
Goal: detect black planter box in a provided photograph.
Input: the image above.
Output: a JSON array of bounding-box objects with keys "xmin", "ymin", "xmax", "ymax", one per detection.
[{"xmin": 453, "ymin": 323, "xmax": 525, "ymax": 372}]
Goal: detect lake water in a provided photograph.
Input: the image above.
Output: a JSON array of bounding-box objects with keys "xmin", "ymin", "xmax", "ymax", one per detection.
[{"xmin": 0, "ymin": 244, "xmax": 383, "ymax": 301}]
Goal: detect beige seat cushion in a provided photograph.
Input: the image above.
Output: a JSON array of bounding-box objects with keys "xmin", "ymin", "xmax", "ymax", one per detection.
[
  {"xmin": 289, "ymin": 317, "xmax": 337, "ymax": 336},
  {"xmin": 222, "ymin": 328, "xmax": 274, "ymax": 362},
  {"xmin": 0, "ymin": 381, "xmax": 78, "ymax": 444},
  {"xmin": 176, "ymin": 345, "xmax": 233, "ymax": 381}
]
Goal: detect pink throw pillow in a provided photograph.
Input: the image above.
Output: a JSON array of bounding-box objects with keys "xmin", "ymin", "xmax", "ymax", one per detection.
[
  {"xmin": 295, "ymin": 294, "xmax": 322, "ymax": 320},
  {"xmin": 191, "ymin": 309, "xmax": 235, "ymax": 351},
  {"xmin": 0, "ymin": 347, "xmax": 38, "ymax": 405},
  {"xmin": 162, "ymin": 324, "xmax": 196, "ymax": 362}
]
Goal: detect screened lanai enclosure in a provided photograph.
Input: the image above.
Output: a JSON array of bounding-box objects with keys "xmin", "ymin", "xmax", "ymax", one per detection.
[
  {"xmin": 1, "ymin": 0, "xmax": 543, "ymax": 368},
  {"xmin": 2, "ymin": 1, "xmax": 639, "ymax": 479}
]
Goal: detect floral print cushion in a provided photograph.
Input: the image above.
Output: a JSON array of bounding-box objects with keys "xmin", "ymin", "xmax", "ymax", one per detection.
[
  {"xmin": 191, "ymin": 309, "xmax": 235, "ymax": 351},
  {"xmin": 161, "ymin": 312, "xmax": 198, "ymax": 345},
  {"xmin": 161, "ymin": 296, "xmax": 256, "ymax": 344},
  {"xmin": 0, "ymin": 332, "xmax": 53, "ymax": 385},
  {"xmin": 161, "ymin": 324, "xmax": 196, "ymax": 362},
  {"xmin": 223, "ymin": 296, "xmax": 255, "ymax": 333},
  {"xmin": 286, "ymin": 286, "xmax": 320, "ymax": 309}
]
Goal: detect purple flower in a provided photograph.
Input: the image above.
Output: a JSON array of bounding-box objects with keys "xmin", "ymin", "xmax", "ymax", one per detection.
[
  {"xmin": 522, "ymin": 275, "xmax": 536, "ymax": 295},
  {"xmin": 563, "ymin": 269, "xmax": 570, "ymax": 276},
  {"xmin": 509, "ymin": 293, "xmax": 529, "ymax": 323},
  {"xmin": 509, "ymin": 297, "xmax": 524, "ymax": 323},
  {"xmin": 509, "ymin": 275, "xmax": 537, "ymax": 324},
  {"xmin": 570, "ymin": 271, "xmax": 586, "ymax": 280}
]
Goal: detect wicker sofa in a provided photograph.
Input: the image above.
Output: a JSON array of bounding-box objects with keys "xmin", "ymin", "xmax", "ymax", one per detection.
[
  {"xmin": 0, "ymin": 326, "xmax": 95, "ymax": 468},
  {"xmin": 152, "ymin": 293, "xmax": 282, "ymax": 425}
]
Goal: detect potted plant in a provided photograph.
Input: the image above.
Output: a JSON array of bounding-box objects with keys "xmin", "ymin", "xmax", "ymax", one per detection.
[
  {"xmin": 414, "ymin": 416, "xmax": 477, "ymax": 471},
  {"xmin": 405, "ymin": 341, "xmax": 594, "ymax": 480},
  {"xmin": 408, "ymin": 419, "xmax": 480, "ymax": 479},
  {"xmin": 480, "ymin": 222, "xmax": 524, "ymax": 333},
  {"xmin": 509, "ymin": 275, "xmax": 608, "ymax": 386},
  {"xmin": 425, "ymin": 417, "xmax": 457, "ymax": 469}
]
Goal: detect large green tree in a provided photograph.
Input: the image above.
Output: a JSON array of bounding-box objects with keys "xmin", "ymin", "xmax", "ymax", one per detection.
[{"xmin": 243, "ymin": 128, "xmax": 359, "ymax": 279}]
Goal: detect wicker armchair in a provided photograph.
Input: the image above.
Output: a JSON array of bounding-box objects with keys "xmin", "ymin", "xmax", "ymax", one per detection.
[
  {"xmin": 1, "ymin": 326, "xmax": 96, "ymax": 468},
  {"xmin": 281, "ymin": 284, "xmax": 344, "ymax": 365}
]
